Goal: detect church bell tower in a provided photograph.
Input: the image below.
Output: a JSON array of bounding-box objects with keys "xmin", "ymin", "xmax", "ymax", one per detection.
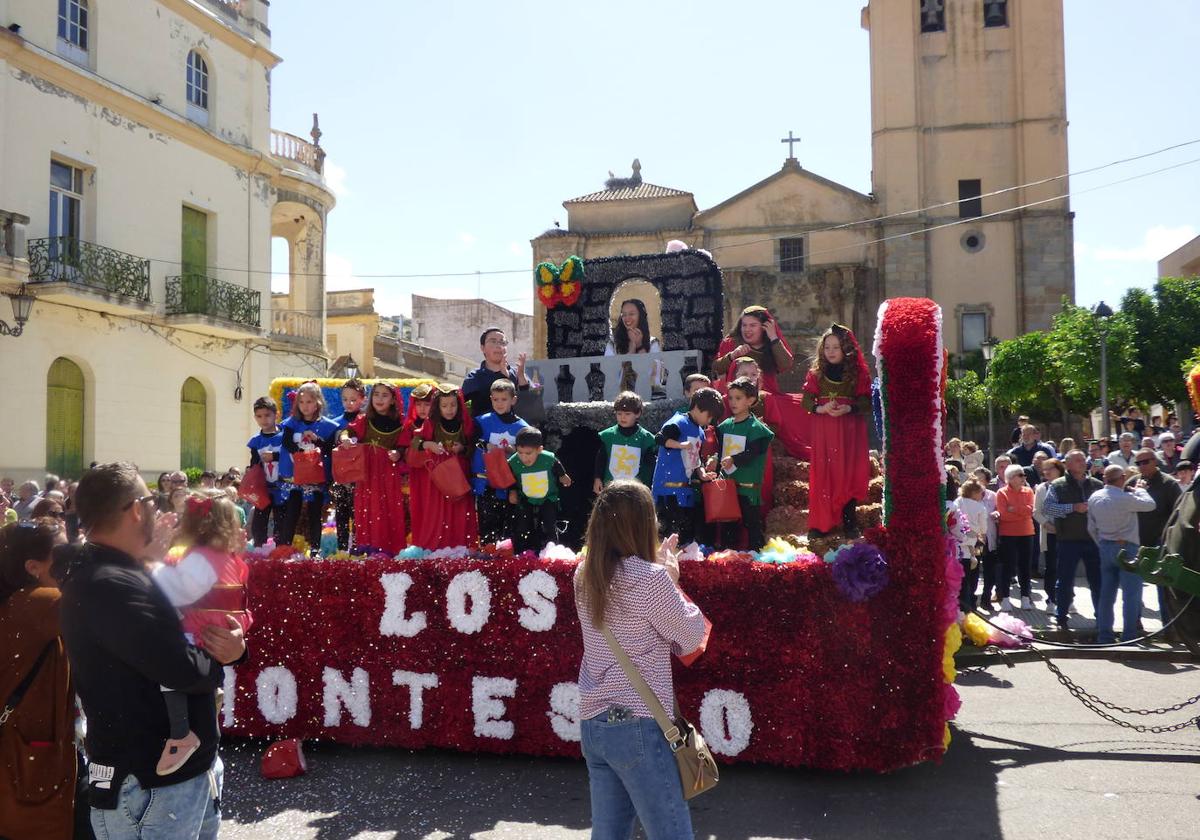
[{"xmin": 864, "ymin": 0, "xmax": 1074, "ymax": 352}]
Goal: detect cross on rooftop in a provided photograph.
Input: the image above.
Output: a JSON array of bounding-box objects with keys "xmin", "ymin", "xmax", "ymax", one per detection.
[{"xmin": 781, "ymin": 131, "xmax": 801, "ymax": 160}]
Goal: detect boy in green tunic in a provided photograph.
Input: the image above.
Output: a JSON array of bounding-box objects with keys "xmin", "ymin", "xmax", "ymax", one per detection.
[
  {"xmin": 714, "ymin": 377, "xmax": 775, "ymax": 550},
  {"xmin": 592, "ymin": 391, "xmax": 657, "ymax": 494},
  {"xmin": 507, "ymin": 427, "xmax": 572, "ymax": 552}
]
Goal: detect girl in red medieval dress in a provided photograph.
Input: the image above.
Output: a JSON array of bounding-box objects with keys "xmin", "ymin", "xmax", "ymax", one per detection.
[
  {"xmin": 802, "ymin": 324, "xmax": 871, "ymax": 540},
  {"xmin": 411, "ymin": 384, "xmax": 479, "ymax": 549},
  {"xmin": 403, "ymin": 383, "xmax": 435, "ymax": 547},
  {"xmin": 339, "ymin": 381, "xmax": 410, "ymax": 554}
]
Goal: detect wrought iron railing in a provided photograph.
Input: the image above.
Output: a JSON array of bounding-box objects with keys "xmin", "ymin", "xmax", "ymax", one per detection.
[
  {"xmin": 165, "ymin": 273, "xmax": 262, "ymax": 328},
  {"xmin": 27, "ymin": 236, "xmax": 151, "ymax": 301},
  {"xmin": 271, "ymin": 309, "xmax": 322, "ymax": 343}
]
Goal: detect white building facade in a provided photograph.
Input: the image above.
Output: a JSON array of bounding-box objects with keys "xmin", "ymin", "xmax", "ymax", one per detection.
[{"xmin": 0, "ymin": 0, "xmax": 335, "ymax": 480}]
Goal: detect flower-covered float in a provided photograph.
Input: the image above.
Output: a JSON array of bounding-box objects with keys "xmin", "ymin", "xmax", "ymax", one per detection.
[{"xmin": 223, "ymin": 298, "xmax": 960, "ymax": 771}]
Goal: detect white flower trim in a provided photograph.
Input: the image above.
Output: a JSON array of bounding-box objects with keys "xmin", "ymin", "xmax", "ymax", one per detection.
[
  {"xmin": 699, "ymin": 688, "xmax": 754, "ymax": 757},
  {"xmin": 446, "ymin": 570, "xmax": 492, "ymax": 634},
  {"xmin": 517, "ymin": 570, "xmax": 559, "ymax": 632},
  {"xmin": 222, "ymin": 666, "xmax": 237, "ymax": 728},
  {"xmin": 932, "ymin": 304, "xmax": 946, "ymax": 489},
  {"xmin": 873, "ymin": 299, "xmax": 891, "ymax": 463},
  {"xmin": 547, "ymin": 681, "xmax": 581, "ymax": 743},
  {"xmin": 323, "ymin": 666, "xmax": 371, "ymax": 728},
  {"xmin": 391, "ymin": 670, "xmax": 440, "ymax": 730},
  {"xmin": 472, "ymin": 675, "xmax": 517, "ymax": 739},
  {"xmin": 256, "ymin": 666, "xmax": 298, "ymax": 725},
  {"xmin": 539, "ymin": 542, "xmax": 576, "ymax": 561},
  {"xmin": 379, "ymin": 572, "xmax": 428, "ymax": 637}
]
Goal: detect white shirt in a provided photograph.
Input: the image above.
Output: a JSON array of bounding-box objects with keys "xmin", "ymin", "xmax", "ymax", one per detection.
[{"xmin": 954, "ymin": 496, "xmax": 989, "ymax": 559}]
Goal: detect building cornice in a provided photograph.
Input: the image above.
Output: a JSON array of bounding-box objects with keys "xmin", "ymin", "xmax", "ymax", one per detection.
[{"xmin": 157, "ymin": 0, "xmax": 283, "ymax": 69}]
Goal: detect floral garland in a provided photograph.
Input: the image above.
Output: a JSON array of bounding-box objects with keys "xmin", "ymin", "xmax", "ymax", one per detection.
[{"xmin": 269, "ymin": 377, "xmax": 437, "ymax": 420}]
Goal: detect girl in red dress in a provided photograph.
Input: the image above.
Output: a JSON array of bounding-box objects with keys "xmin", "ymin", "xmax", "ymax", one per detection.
[
  {"xmin": 411, "ymin": 385, "xmax": 479, "ymax": 549},
  {"xmin": 339, "ymin": 381, "xmax": 410, "ymax": 554},
  {"xmin": 802, "ymin": 324, "xmax": 871, "ymax": 540},
  {"xmin": 403, "ymin": 384, "xmax": 434, "ymax": 547}
]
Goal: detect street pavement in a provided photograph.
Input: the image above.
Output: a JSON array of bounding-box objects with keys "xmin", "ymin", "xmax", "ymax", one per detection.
[{"xmin": 220, "ymin": 581, "xmax": 1200, "ymax": 840}]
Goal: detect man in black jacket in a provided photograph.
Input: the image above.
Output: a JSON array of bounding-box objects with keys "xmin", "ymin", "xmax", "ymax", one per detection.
[
  {"xmin": 462, "ymin": 328, "xmax": 530, "ymax": 417},
  {"xmin": 1128, "ymin": 449, "xmax": 1182, "ymax": 626},
  {"xmin": 60, "ymin": 462, "xmax": 246, "ymax": 840}
]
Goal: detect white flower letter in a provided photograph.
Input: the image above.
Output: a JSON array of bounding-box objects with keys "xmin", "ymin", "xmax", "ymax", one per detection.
[
  {"xmin": 391, "ymin": 670, "xmax": 440, "ymax": 730},
  {"xmin": 323, "ymin": 666, "xmax": 371, "ymax": 728},
  {"xmin": 379, "ymin": 572, "xmax": 427, "ymax": 637},
  {"xmin": 547, "ymin": 682, "xmax": 581, "ymax": 742},
  {"xmin": 222, "ymin": 666, "xmax": 237, "ymax": 728},
  {"xmin": 517, "ymin": 570, "xmax": 559, "ymax": 632},
  {"xmin": 472, "ymin": 675, "xmax": 517, "ymax": 740},
  {"xmin": 255, "ymin": 666, "xmax": 297, "ymax": 725},
  {"xmin": 446, "ymin": 570, "xmax": 492, "ymax": 634},
  {"xmin": 699, "ymin": 689, "xmax": 754, "ymax": 757}
]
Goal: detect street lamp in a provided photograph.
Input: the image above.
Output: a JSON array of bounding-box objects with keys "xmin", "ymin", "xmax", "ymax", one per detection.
[
  {"xmin": 344, "ymin": 354, "xmax": 360, "ymax": 381},
  {"xmin": 981, "ymin": 337, "xmax": 999, "ymax": 465},
  {"xmin": 1094, "ymin": 301, "xmax": 1113, "ymax": 442},
  {"xmin": 0, "ymin": 285, "xmax": 34, "ymax": 337}
]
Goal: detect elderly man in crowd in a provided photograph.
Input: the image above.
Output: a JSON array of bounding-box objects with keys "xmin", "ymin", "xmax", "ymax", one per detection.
[
  {"xmin": 1176, "ymin": 460, "xmax": 1195, "ymax": 492},
  {"xmin": 1042, "ymin": 451, "xmax": 1104, "ymax": 628},
  {"xmin": 1108, "ymin": 432, "xmax": 1138, "ymax": 469},
  {"xmin": 991, "ymin": 455, "xmax": 1012, "ymax": 492},
  {"xmin": 1087, "ymin": 465, "xmax": 1157, "ymax": 644},
  {"xmin": 1128, "ymin": 448, "xmax": 1182, "ymax": 627},
  {"xmin": 1157, "ymin": 432, "xmax": 1182, "ymax": 474},
  {"xmin": 12, "ymin": 481, "xmax": 41, "ymax": 521},
  {"xmin": 1008, "ymin": 424, "xmax": 1055, "ymax": 469}
]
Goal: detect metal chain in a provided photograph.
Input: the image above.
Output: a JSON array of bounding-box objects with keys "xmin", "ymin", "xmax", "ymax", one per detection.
[{"xmin": 1036, "ymin": 653, "xmax": 1200, "ymax": 733}]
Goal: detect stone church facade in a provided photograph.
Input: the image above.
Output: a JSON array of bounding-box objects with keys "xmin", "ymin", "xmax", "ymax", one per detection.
[{"xmin": 531, "ymin": 0, "xmax": 1073, "ymax": 390}]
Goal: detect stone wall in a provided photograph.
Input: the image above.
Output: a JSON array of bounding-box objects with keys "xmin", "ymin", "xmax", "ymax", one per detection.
[{"xmin": 1018, "ymin": 211, "xmax": 1075, "ymax": 333}]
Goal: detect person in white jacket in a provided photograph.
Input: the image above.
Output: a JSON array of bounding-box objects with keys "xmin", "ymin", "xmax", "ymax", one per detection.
[
  {"xmin": 972, "ymin": 467, "xmax": 1002, "ymax": 608},
  {"xmin": 1033, "ymin": 458, "xmax": 1065, "ymax": 613},
  {"xmin": 954, "ymin": 479, "xmax": 990, "ymax": 611}
]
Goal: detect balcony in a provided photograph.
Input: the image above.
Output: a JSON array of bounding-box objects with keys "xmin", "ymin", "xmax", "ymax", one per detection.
[
  {"xmin": 26, "ymin": 236, "xmax": 153, "ymax": 315},
  {"xmin": 271, "ymin": 128, "xmax": 324, "ymax": 175},
  {"xmin": 165, "ymin": 273, "xmax": 263, "ymax": 338},
  {"xmin": 271, "ymin": 308, "xmax": 324, "ymax": 350}
]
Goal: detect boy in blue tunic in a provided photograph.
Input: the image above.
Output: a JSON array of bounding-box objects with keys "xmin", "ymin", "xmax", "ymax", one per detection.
[
  {"xmin": 247, "ymin": 395, "xmax": 285, "ymax": 546},
  {"xmin": 472, "ymin": 378, "xmax": 530, "ymax": 544},
  {"xmin": 653, "ymin": 387, "xmax": 724, "ymax": 545}
]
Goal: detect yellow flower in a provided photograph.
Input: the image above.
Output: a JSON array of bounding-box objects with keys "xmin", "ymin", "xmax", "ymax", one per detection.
[
  {"xmin": 942, "ymin": 623, "xmax": 962, "ymax": 683},
  {"xmin": 962, "ymin": 613, "xmax": 990, "ymax": 648},
  {"xmin": 943, "ymin": 723, "xmax": 952, "ymax": 750}
]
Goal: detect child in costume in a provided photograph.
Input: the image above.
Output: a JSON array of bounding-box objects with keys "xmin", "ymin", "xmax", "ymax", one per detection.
[
  {"xmin": 402, "ymin": 384, "xmax": 435, "ymax": 548},
  {"xmin": 507, "ymin": 427, "xmax": 572, "ymax": 552},
  {"xmin": 593, "ymin": 391, "xmax": 657, "ymax": 496},
  {"xmin": 150, "ymin": 492, "xmax": 252, "ymax": 775},
  {"xmin": 338, "ymin": 380, "xmax": 410, "ymax": 554},
  {"xmin": 713, "ymin": 305, "xmax": 795, "ymax": 394},
  {"xmin": 331, "ymin": 379, "xmax": 366, "ymax": 551},
  {"xmin": 653, "ymin": 387, "xmax": 723, "ymax": 545},
  {"xmin": 714, "ymin": 377, "xmax": 775, "ymax": 550},
  {"xmin": 802, "ymin": 324, "xmax": 872, "ymax": 539},
  {"xmin": 411, "ymin": 384, "xmax": 479, "ymax": 549},
  {"xmin": 472, "ymin": 379, "xmax": 529, "ymax": 545},
  {"xmin": 246, "ymin": 395, "xmax": 284, "ymax": 547},
  {"xmin": 278, "ymin": 381, "xmax": 340, "ymax": 550}
]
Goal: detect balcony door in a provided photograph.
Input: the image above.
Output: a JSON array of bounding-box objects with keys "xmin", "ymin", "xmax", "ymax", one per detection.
[
  {"xmin": 181, "ymin": 206, "xmax": 209, "ymax": 312},
  {"xmin": 49, "ymin": 161, "xmax": 83, "ymax": 265}
]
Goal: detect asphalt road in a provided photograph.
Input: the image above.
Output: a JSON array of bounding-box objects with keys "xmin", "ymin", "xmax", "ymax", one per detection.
[{"xmin": 218, "ymin": 657, "xmax": 1200, "ymax": 840}]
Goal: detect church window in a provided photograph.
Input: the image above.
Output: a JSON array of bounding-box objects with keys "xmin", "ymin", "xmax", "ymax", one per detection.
[
  {"xmin": 958, "ymin": 180, "xmax": 983, "ymax": 219},
  {"xmin": 187, "ymin": 51, "xmax": 210, "ymax": 126},
  {"xmin": 984, "ymin": 0, "xmax": 1008, "ymax": 28},
  {"xmin": 56, "ymin": 0, "xmax": 89, "ymax": 65},
  {"xmin": 779, "ymin": 238, "xmax": 805, "ymax": 273},
  {"xmin": 920, "ymin": 0, "xmax": 945, "ymax": 33},
  {"xmin": 960, "ymin": 311, "xmax": 989, "ymax": 353}
]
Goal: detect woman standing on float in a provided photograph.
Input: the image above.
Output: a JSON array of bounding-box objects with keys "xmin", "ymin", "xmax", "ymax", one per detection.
[
  {"xmin": 713, "ymin": 305, "xmax": 795, "ymax": 394},
  {"xmin": 802, "ymin": 324, "xmax": 871, "ymax": 540}
]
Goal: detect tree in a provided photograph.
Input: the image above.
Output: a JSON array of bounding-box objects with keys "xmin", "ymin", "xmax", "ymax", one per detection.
[
  {"xmin": 1044, "ymin": 300, "xmax": 1139, "ymax": 414},
  {"xmin": 946, "ymin": 368, "xmax": 988, "ymax": 439},
  {"xmin": 986, "ymin": 331, "xmax": 1066, "ymax": 423},
  {"xmin": 1121, "ymin": 277, "xmax": 1200, "ymax": 406}
]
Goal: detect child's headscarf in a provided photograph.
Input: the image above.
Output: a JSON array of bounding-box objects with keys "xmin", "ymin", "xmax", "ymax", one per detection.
[{"xmin": 803, "ymin": 323, "xmax": 871, "ymax": 398}]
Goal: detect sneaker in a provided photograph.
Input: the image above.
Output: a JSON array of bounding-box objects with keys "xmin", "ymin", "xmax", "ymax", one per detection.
[
  {"xmin": 156, "ymin": 731, "xmax": 200, "ymax": 776},
  {"xmin": 1054, "ymin": 615, "xmax": 1070, "ymax": 629},
  {"xmin": 999, "ymin": 598, "xmax": 1012, "ymax": 612},
  {"xmin": 1020, "ymin": 596, "xmax": 1033, "ymax": 610}
]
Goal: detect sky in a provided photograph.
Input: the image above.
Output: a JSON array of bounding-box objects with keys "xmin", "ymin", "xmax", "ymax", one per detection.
[{"xmin": 267, "ymin": 1, "xmax": 1200, "ymax": 319}]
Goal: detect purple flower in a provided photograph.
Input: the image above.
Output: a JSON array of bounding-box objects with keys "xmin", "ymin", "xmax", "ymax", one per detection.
[{"xmin": 832, "ymin": 542, "xmax": 890, "ymax": 602}]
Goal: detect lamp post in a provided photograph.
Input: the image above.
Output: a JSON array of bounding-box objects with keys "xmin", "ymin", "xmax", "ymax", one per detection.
[
  {"xmin": 1094, "ymin": 301, "xmax": 1113, "ymax": 442},
  {"xmin": 0, "ymin": 286, "xmax": 34, "ymax": 337},
  {"xmin": 981, "ymin": 337, "xmax": 999, "ymax": 465},
  {"xmin": 953, "ymin": 355, "xmax": 965, "ymax": 441},
  {"xmin": 344, "ymin": 354, "xmax": 360, "ymax": 381}
]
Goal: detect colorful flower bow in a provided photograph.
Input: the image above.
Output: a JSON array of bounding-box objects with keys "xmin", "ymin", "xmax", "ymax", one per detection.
[{"xmin": 535, "ymin": 256, "xmax": 584, "ymax": 309}]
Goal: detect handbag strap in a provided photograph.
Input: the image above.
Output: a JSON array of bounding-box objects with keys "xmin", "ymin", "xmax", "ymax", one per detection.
[
  {"xmin": 600, "ymin": 626, "xmax": 686, "ymax": 750},
  {"xmin": 0, "ymin": 641, "xmax": 54, "ymax": 728}
]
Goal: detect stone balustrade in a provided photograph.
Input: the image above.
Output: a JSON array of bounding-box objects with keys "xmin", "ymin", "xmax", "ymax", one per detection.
[
  {"xmin": 271, "ymin": 309, "xmax": 322, "ymax": 344},
  {"xmin": 270, "ymin": 129, "xmax": 325, "ymax": 174},
  {"xmin": 526, "ymin": 349, "xmax": 702, "ymax": 407}
]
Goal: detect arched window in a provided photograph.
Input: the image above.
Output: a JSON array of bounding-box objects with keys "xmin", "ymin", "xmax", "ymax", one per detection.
[
  {"xmin": 56, "ymin": 0, "xmax": 89, "ymax": 64},
  {"xmin": 186, "ymin": 50, "xmax": 209, "ymax": 125},
  {"xmin": 46, "ymin": 358, "xmax": 85, "ymax": 478},
  {"xmin": 180, "ymin": 377, "xmax": 208, "ymax": 471}
]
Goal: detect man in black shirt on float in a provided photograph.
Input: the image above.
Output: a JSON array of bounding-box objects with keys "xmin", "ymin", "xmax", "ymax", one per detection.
[
  {"xmin": 60, "ymin": 462, "xmax": 246, "ymax": 840},
  {"xmin": 462, "ymin": 327, "xmax": 530, "ymax": 417}
]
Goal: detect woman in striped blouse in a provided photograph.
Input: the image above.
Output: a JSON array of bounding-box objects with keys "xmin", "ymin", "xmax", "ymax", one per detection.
[{"xmin": 575, "ymin": 480, "xmax": 710, "ymax": 840}]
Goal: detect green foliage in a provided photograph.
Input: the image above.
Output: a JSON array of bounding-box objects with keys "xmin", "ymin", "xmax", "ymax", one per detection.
[
  {"xmin": 946, "ymin": 369, "xmax": 988, "ymax": 420},
  {"xmin": 184, "ymin": 467, "xmax": 204, "ymax": 487},
  {"xmin": 1045, "ymin": 300, "xmax": 1139, "ymax": 411},
  {"xmin": 985, "ymin": 332, "xmax": 1063, "ymax": 417},
  {"xmin": 1121, "ymin": 277, "xmax": 1200, "ymax": 405}
]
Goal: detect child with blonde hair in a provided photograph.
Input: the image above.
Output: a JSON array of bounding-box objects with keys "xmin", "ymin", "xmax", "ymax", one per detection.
[{"xmin": 151, "ymin": 491, "xmax": 253, "ymax": 774}]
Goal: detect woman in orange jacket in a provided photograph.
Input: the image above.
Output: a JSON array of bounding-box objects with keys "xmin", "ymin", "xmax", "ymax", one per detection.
[{"xmin": 995, "ymin": 465, "xmax": 1036, "ymax": 612}]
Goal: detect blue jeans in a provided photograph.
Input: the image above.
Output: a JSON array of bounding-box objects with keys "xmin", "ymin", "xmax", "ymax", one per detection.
[
  {"xmin": 581, "ymin": 712, "xmax": 693, "ymax": 840},
  {"xmin": 90, "ymin": 757, "xmax": 222, "ymax": 840},
  {"xmin": 1097, "ymin": 540, "xmax": 1145, "ymax": 644},
  {"xmin": 1055, "ymin": 539, "xmax": 1101, "ymax": 621}
]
